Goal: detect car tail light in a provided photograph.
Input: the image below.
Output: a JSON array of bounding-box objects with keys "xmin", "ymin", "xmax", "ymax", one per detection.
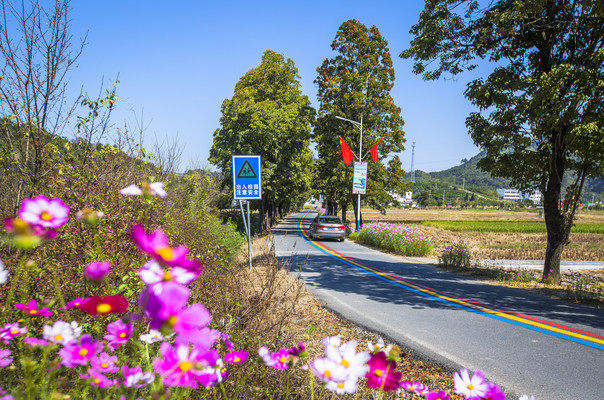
[
  {"xmin": 338, "ymin": 225, "xmax": 345, "ymax": 229},
  {"xmin": 317, "ymin": 224, "xmax": 325, "ymax": 229}
]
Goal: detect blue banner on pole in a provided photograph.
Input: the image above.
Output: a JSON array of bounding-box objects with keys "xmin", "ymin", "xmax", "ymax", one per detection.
[{"xmin": 232, "ymin": 155, "xmax": 262, "ymax": 200}]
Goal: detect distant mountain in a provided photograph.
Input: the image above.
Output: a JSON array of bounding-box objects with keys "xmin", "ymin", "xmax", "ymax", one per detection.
[{"xmin": 410, "ymin": 151, "xmax": 603, "ymax": 202}]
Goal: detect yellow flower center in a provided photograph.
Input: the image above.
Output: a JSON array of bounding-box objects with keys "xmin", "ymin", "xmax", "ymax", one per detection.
[
  {"xmin": 179, "ymin": 361, "xmax": 192, "ymax": 372},
  {"xmin": 338, "ymin": 382, "xmax": 345, "ymax": 389},
  {"xmin": 101, "ymin": 363, "xmax": 109, "ymax": 369},
  {"xmin": 97, "ymin": 303, "xmax": 112, "ymax": 314},
  {"xmin": 325, "ymin": 370, "xmax": 331, "ymax": 378},
  {"xmin": 168, "ymin": 316, "xmax": 178, "ymax": 327},
  {"xmin": 157, "ymin": 246, "xmax": 174, "ymax": 261},
  {"xmin": 29, "ymin": 309, "xmax": 38, "ymax": 315},
  {"xmin": 119, "ymin": 332, "xmax": 127, "ymax": 338},
  {"xmin": 468, "ymin": 384, "xmax": 474, "ymax": 390},
  {"xmin": 233, "ymin": 356, "xmax": 241, "ymax": 363},
  {"xmin": 163, "ymin": 270, "xmax": 173, "ymax": 281},
  {"xmin": 79, "ymin": 348, "xmax": 88, "ymax": 356},
  {"xmin": 93, "ymin": 378, "xmax": 100, "ymax": 385},
  {"xmin": 10, "ymin": 330, "xmax": 19, "ymax": 335},
  {"xmin": 374, "ymin": 369, "xmax": 383, "ymax": 377},
  {"xmin": 279, "ymin": 356, "xmax": 288, "ymax": 363},
  {"xmin": 40, "ymin": 211, "xmax": 53, "ymax": 221},
  {"xmin": 341, "ymin": 360, "xmax": 350, "ymax": 368},
  {"xmin": 54, "ymin": 334, "xmax": 63, "ymax": 341}
]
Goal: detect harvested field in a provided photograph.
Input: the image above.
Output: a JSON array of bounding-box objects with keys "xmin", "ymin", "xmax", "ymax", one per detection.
[{"xmin": 344, "ymin": 208, "xmax": 604, "ymax": 261}]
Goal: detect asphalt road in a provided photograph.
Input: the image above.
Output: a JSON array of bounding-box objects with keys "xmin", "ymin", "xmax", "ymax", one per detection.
[{"xmin": 271, "ymin": 210, "xmax": 604, "ymax": 400}]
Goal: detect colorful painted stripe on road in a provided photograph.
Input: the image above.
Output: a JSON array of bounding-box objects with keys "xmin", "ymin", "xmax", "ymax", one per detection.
[{"xmin": 298, "ymin": 211, "xmax": 604, "ymax": 351}]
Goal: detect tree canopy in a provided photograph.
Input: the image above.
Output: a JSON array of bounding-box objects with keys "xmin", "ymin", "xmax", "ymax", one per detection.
[
  {"xmin": 209, "ymin": 50, "xmax": 315, "ymax": 232},
  {"xmin": 314, "ymin": 19, "xmax": 406, "ymax": 224},
  {"xmin": 402, "ymin": 0, "xmax": 604, "ymax": 283}
]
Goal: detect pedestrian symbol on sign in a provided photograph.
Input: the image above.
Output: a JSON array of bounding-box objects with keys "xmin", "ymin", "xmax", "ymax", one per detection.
[{"xmin": 236, "ymin": 159, "xmax": 258, "ymax": 179}]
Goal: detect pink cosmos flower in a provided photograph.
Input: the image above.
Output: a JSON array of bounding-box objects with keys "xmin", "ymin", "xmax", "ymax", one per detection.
[
  {"xmin": 122, "ymin": 365, "xmax": 155, "ymax": 388},
  {"xmin": 364, "ymin": 351, "xmax": 402, "ymax": 392},
  {"xmin": 63, "ymin": 298, "xmax": 87, "ymax": 310},
  {"xmin": 453, "ymin": 368, "xmax": 489, "ymax": 399},
  {"xmin": 0, "ymin": 349, "xmax": 12, "ymax": 367},
  {"xmin": 59, "ymin": 334, "xmax": 102, "ymax": 368},
  {"xmin": 224, "ymin": 350, "xmax": 248, "ymax": 365},
  {"xmin": 131, "ymin": 225, "xmax": 202, "ymax": 271},
  {"xmin": 0, "ymin": 322, "xmax": 28, "ymax": 344},
  {"xmin": 90, "ymin": 352, "xmax": 120, "ymax": 374},
  {"xmin": 258, "ymin": 347, "xmax": 291, "ymax": 370},
  {"xmin": 85, "ymin": 261, "xmax": 111, "ymax": 281},
  {"xmin": 19, "ymin": 195, "xmax": 70, "ymax": 229},
  {"xmin": 14, "ymin": 299, "xmax": 53, "ymax": 317},
  {"xmin": 426, "ymin": 390, "xmax": 451, "ymax": 400},
  {"xmin": 138, "ymin": 260, "xmax": 199, "ymax": 293},
  {"xmin": 153, "ymin": 342, "xmax": 220, "ymax": 388},
  {"xmin": 23, "ymin": 337, "xmax": 49, "ymax": 347},
  {"xmin": 81, "ymin": 368, "xmax": 117, "ymax": 388},
  {"xmin": 400, "ymin": 380, "xmax": 429, "ymax": 396},
  {"xmin": 78, "ymin": 295, "xmax": 128, "ymax": 316},
  {"xmin": 104, "ymin": 319, "xmax": 134, "ymax": 351},
  {"xmin": 221, "ymin": 333, "xmax": 234, "ymax": 351}
]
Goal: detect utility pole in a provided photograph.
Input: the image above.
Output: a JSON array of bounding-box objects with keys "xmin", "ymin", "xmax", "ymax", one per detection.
[{"xmin": 410, "ymin": 142, "xmax": 416, "ymax": 183}]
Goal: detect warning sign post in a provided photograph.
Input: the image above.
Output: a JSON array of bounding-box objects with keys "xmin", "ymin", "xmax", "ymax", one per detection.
[{"xmin": 232, "ymin": 155, "xmax": 262, "ymax": 269}]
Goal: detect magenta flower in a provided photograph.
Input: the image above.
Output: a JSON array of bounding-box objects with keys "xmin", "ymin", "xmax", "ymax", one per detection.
[
  {"xmin": 153, "ymin": 342, "xmax": 220, "ymax": 388},
  {"xmin": 131, "ymin": 225, "xmax": 202, "ymax": 271},
  {"xmin": 85, "ymin": 261, "xmax": 111, "ymax": 281},
  {"xmin": 426, "ymin": 390, "xmax": 451, "ymax": 400},
  {"xmin": 258, "ymin": 347, "xmax": 292, "ymax": 370},
  {"xmin": 484, "ymin": 382, "xmax": 507, "ymax": 400},
  {"xmin": 59, "ymin": 334, "xmax": 102, "ymax": 368},
  {"xmin": 63, "ymin": 297, "xmax": 87, "ymax": 310},
  {"xmin": 14, "ymin": 299, "xmax": 53, "ymax": 317},
  {"xmin": 453, "ymin": 368, "xmax": 489, "ymax": 399},
  {"xmin": 0, "ymin": 350, "xmax": 12, "ymax": 367},
  {"xmin": 364, "ymin": 351, "xmax": 402, "ymax": 392},
  {"xmin": 122, "ymin": 365, "xmax": 155, "ymax": 388},
  {"xmin": 78, "ymin": 295, "xmax": 128, "ymax": 316},
  {"xmin": 19, "ymin": 195, "xmax": 70, "ymax": 229},
  {"xmin": 0, "ymin": 322, "xmax": 28, "ymax": 344},
  {"xmin": 104, "ymin": 319, "xmax": 134, "ymax": 351},
  {"xmin": 23, "ymin": 337, "xmax": 49, "ymax": 347},
  {"xmin": 224, "ymin": 350, "xmax": 248, "ymax": 365},
  {"xmin": 90, "ymin": 352, "xmax": 120, "ymax": 374}
]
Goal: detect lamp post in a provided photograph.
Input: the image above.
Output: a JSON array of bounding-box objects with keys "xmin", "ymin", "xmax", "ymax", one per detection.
[{"xmin": 336, "ymin": 115, "xmax": 363, "ymax": 232}]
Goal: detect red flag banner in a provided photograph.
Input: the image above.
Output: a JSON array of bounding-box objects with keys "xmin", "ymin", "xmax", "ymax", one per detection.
[
  {"xmin": 339, "ymin": 137, "xmax": 354, "ymax": 165},
  {"xmin": 370, "ymin": 138, "xmax": 382, "ymax": 162}
]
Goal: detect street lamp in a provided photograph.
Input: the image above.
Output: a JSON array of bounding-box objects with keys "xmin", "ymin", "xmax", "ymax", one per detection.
[{"xmin": 335, "ymin": 115, "xmax": 363, "ymax": 232}]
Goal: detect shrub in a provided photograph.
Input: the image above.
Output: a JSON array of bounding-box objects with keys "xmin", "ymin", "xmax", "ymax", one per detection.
[{"xmin": 439, "ymin": 241, "xmax": 472, "ymax": 268}]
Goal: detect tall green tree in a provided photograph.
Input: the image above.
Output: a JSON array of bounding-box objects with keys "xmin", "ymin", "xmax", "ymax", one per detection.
[
  {"xmin": 314, "ymin": 19, "xmax": 406, "ymax": 225},
  {"xmin": 402, "ymin": 0, "xmax": 604, "ymax": 284},
  {"xmin": 209, "ymin": 50, "xmax": 315, "ymax": 232}
]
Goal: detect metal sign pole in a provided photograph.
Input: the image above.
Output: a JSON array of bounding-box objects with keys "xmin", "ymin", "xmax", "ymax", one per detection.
[{"xmin": 239, "ymin": 200, "xmax": 252, "ymax": 269}]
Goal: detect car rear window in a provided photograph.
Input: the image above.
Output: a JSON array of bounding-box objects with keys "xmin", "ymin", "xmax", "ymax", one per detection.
[{"xmin": 320, "ymin": 217, "xmax": 341, "ymax": 224}]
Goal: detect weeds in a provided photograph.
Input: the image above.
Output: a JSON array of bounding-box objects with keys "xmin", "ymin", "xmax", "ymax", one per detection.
[{"xmin": 438, "ymin": 241, "xmax": 472, "ymax": 268}]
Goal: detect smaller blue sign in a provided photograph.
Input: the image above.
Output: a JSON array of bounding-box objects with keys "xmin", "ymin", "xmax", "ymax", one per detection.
[{"xmin": 232, "ymin": 155, "xmax": 262, "ymax": 200}]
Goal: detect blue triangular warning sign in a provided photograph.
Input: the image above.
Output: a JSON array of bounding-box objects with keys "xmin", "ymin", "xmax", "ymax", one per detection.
[{"xmin": 237, "ymin": 159, "xmax": 258, "ymax": 179}]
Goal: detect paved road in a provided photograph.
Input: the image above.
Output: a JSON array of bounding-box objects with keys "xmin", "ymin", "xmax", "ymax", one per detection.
[{"xmin": 271, "ymin": 210, "xmax": 604, "ymax": 400}]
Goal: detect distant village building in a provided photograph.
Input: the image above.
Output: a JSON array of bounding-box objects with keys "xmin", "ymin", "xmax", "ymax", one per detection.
[
  {"xmin": 496, "ymin": 188, "xmax": 542, "ymax": 204},
  {"xmin": 389, "ymin": 191, "xmax": 413, "ymax": 205}
]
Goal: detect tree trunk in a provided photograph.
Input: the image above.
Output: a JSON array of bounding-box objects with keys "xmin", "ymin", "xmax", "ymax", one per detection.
[{"xmin": 342, "ymin": 203, "xmax": 347, "ymax": 224}]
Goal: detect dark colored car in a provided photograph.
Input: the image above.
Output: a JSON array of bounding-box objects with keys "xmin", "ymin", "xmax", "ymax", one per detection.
[{"xmin": 309, "ymin": 215, "xmax": 345, "ymax": 242}]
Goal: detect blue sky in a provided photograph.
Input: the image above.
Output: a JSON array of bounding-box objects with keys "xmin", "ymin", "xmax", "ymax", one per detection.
[{"xmin": 68, "ymin": 0, "xmax": 485, "ymax": 173}]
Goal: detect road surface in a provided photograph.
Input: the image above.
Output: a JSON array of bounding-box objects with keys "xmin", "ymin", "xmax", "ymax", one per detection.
[{"xmin": 271, "ymin": 210, "xmax": 604, "ymax": 400}]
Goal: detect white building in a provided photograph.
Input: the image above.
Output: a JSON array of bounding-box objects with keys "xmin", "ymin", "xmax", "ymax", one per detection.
[{"xmin": 389, "ymin": 191, "xmax": 413, "ymax": 205}]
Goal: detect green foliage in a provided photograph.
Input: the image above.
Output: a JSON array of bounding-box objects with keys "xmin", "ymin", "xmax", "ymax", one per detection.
[
  {"xmin": 209, "ymin": 50, "xmax": 315, "ymax": 232},
  {"xmin": 402, "ymin": 0, "xmax": 604, "ymax": 283},
  {"xmin": 438, "ymin": 241, "xmax": 472, "ymax": 268},
  {"xmin": 314, "ymin": 19, "xmax": 407, "ymax": 219},
  {"xmin": 422, "ymin": 220, "xmax": 604, "ymax": 234},
  {"xmin": 351, "ymin": 222, "xmax": 434, "ymax": 256}
]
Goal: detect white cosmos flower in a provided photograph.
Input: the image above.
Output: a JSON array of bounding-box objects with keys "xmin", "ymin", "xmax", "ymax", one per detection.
[
  {"xmin": 120, "ymin": 182, "xmax": 166, "ymax": 198},
  {"xmin": 140, "ymin": 329, "xmax": 171, "ymax": 344},
  {"xmin": 43, "ymin": 321, "xmax": 76, "ymax": 345},
  {"xmin": 0, "ymin": 259, "xmax": 8, "ymax": 285}
]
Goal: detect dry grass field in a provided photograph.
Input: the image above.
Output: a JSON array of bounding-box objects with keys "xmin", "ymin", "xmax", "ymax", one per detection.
[{"xmin": 345, "ymin": 208, "xmax": 604, "ymax": 261}]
